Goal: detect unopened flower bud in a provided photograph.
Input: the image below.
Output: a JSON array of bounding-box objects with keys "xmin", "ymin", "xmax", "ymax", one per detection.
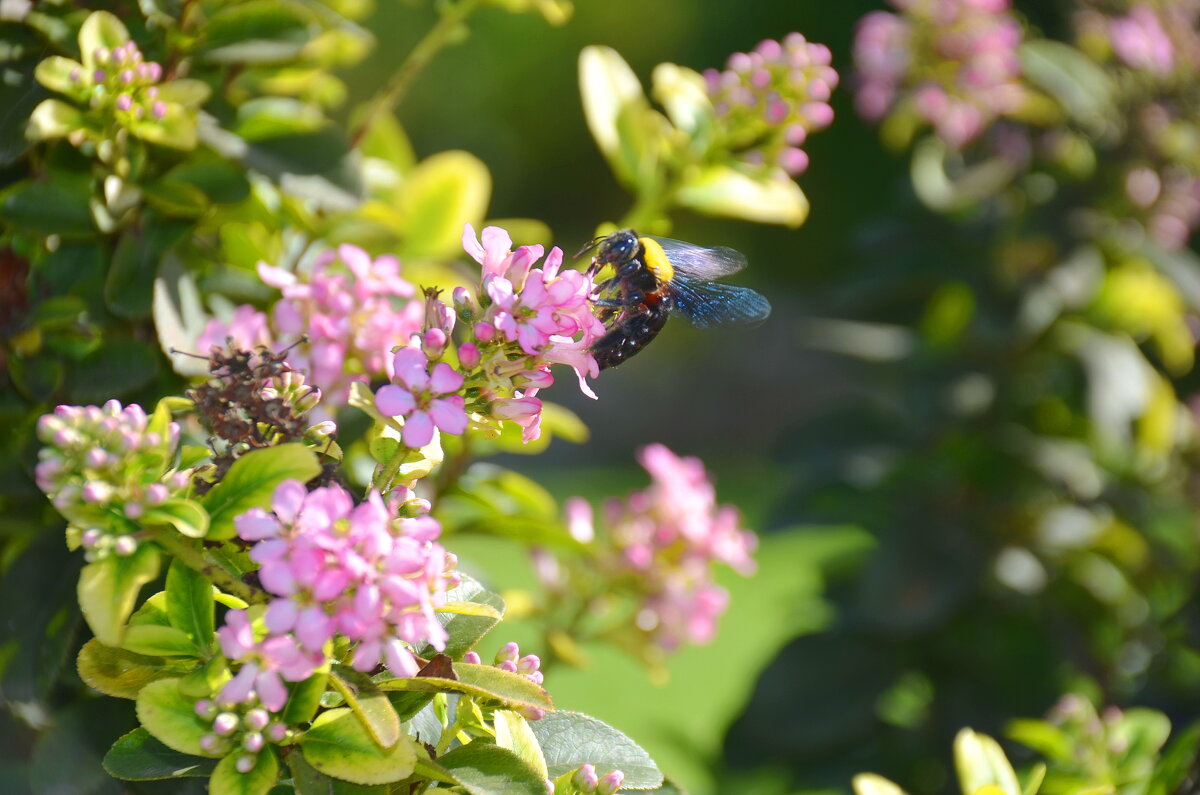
[
  {"xmin": 82, "ymin": 482, "xmax": 112, "ymax": 504},
  {"xmin": 94, "ymin": 47, "xmax": 110, "ymax": 65},
  {"xmin": 597, "ymin": 770, "xmax": 625, "ymax": 795},
  {"xmin": 113, "ymin": 535, "xmax": 138, "ymax": 556},
  {"xmin": 496, "ymin": 642, "xmax": 520, "ymax": 665},
  {"xmin": 93, "ymin": 69, "xmax": 106, "ymax": 84},
  {"xmin": 517, "ymin": 654, "xmax": 541, "ymax": 675},
  {"xmin": 453, "ymin": 286, "xmax": 475, "ymax": 319},
  {"xmin": 499, "ymin": 660, "xmax": 518, "ymax": 673},
  {"xmin": 244, "ymin": 708, "xmax": 269, "ymax": 731},
  {"xmin": 265, "ymin": 722, "xmax": 289, "ymax": 743},
  {"xmin": 422, "ymin": 328, "xmax": 447, "ymax": 359},
  {"xmin": 145, "ymin": 483, "xmax": 169, "ymax": 505},
  {"xmin": 194, "ymin": 699, "xmax": 218, "ymax": 720},
  {"xmin": 473, "ymin": 321, "xmax": 496, "ymax": 342},
  {"xmin": 463, "ymin": 651, "xmax": 481, "ymax": 664},
  {"xmin": 458, "ymin": 342, "xmax": 481, "ymax": 369},
  {"xmin": 124, "ymin": 502, "xmax": 144, "ymax": 520},
  {"xmin": 212, "ymin": 712, "xmax": 239, "ymax": 736},
  {"xmin": 572, "ymin": 764, "xmax": 598, "ymax": 792},
  {"xmin": 235, "ymin": 754, "xmax": 257, "ymax": 773},
  {"xmin": 198, "ymin": 733, "xmax": 223, "ymax": 754},
  {"xmin": 151, "ymin": 101, "xmax": 167, "ymax": 119},
  {"xmin": 116, "ymin": 94, "xmax": 133, "ymax": 111},
  {"xmin": 242, "ymin": 732, "xmax": 265, "ymax": 753}
]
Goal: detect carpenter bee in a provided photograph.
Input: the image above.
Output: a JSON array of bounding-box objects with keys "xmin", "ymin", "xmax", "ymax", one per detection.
[{"xmin": 580, "ymin": 229, "xmax": 771, "ymax": 370}]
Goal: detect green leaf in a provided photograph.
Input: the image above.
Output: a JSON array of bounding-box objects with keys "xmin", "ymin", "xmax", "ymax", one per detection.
[
  {"xmin": 63, "ymin": 337, "xmax": 160, "ymax": 402},
  {"xmin": 78, "ymin": 546, "xmax": 162, "ymax": 646},
  {"xmin": 106, "ymin": 219, "xmax": 190, "ymax": 319},
  {"xmin": 676, "ymin": 166, "xmax": 809, "ymax": 228},
  {"xmin": 954, "ymin": 729, "xmax": 1020, "ymax": 795},
  {"xmin": 438, "ymin": 741, "xmax": 549, "ymax": 795},
  {"xmin": 77, "ymin": 638, "xmax": 188, "ymax": 699},
  {"xmin": 425, "ymin": 575, "xmax": 505, "ymax": 659},
  {"xmin": 144, "ymin": 498, "xmax": 210, "ymax": 539},
  {"xmin": 153, "ymin": 252, "xmax": 211, "ymax": 377},
  {"xmin": 396, "ymin": 151, "xmax": 491, "ymax": 260},
  {"xmin": 0, "ymin": 176, "xmax": 94, "ymax": 238},
  {"xmin": 156, "ymin": 79, "xmax": 212, "ymax": 109},
  {"xmin": 493, "ymin": 710, "xmax": 548, "ymax": 780},
  {"xmin": 289, "ymin": 749, "xmax": 392, "ymax": 794},
  {"xmin": 297, "ymin": 709, "xmax": 416, "ymax": 785},
  {"xmin": 103, "ymin": 727, "xmax": 217, "ymax": 780},
  {"xmin": 1007, "ymin": 719, "xmax": 1071, "ymax": 762},
  {"xmin": 578, "ymin": 46, "xmax": 648, "ymax": 182},
  {"xmin": 283, "ymin": 669, "xmax": 331, "ymax": 725},
  {"xmin": 166, "ymin": 558, "xmax": 215, "ymax": 647},
  {"xmin": 28, "ymin": 98, "xmax": 85, "ymax": 141},
  {"xmin": 437, "ymin": 601, "xmax": 503, "ymax": 620},
  {"xmin": 200, "ymin": 0, "xmax": 312, "ymax": 63},
  {"xmin": 79, "ymin": 11, "xmax": 131, "ymax": 71},
  {"xmin": 121, "ymin": 624, "xmax": 199, "ymax": 657},
  {"xmin": 211, "ymin": 747, "xmax": 280, "ymax": 795},
  {"xmin": 376, "ymin": 663, "xmax": 552, "ymax": 714},
  {"xmin": 142, "ymin": 179, "xmax": 210, "ymax": 217},
  {"xmin": 166, "ymin": 156, "xmax": 251, "ymax": 205},
  {"xmin": 132, "ymin": 104, "xmax": 199, "ymax": 150},
  {"xmin": 852, "ymin": 773, "xmax": 907, "ymax": 795},
  {"xmin": 0, "ymin": 63, "xmax": 46, "ymax": 164},
  {"xmin": 329, "ymin": 667, "xmax": 402, "ymax": 750},
  {"xmin": 136, "ymin": 677, "xmax": 213, "ymax": 757},
  {"xmin": 529, "ymin": 711, "xmax": 662, "ymax": 789},
  {"xmin": 1019, "ymin": 40, "xmax": 1114, "ymax": 134},
  {"xmin": 202, "ymin": 444, "xmax": 321, "ymax": 539},
  {"xmin": 34, "ymin": 56, "xmax": 87, "ymax": 99}
]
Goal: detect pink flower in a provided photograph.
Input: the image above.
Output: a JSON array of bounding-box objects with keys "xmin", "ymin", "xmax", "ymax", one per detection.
[
  {"xmin": 1110, "ymin": 5, "xmax": 1175, "ymax": 76},
  {"xmin": 197, "ymin": 305, "xmax": 272, "ymax": 354},
  {"xmin": 217, "ymin": 610, "xmax": 324, "ymax": 711},
  {"xmin": 376, "ymin": 348, "xmax": 468, "ymax": 448}
]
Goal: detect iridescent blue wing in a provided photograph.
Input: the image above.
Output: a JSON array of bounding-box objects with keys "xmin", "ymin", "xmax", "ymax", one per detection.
[
  {"xmin": 648, "ymin": 236, "xmax": 748, "ymax": 280},
  {"xmin": 668, "ymin": 275, "xmax": 772, "ymax": 329}
]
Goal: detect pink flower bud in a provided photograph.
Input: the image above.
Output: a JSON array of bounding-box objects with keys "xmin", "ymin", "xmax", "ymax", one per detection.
[
  {"xmin": 520, "ymin": 705, "xmax": 546, "ymax": 721},
  {"xmin": 93, "ymin": 47, "xmax": 110, "ymax": 65},
  {"xmin": 573, "ymin": 764, "xmax": 599, "ymax": 791},
  {"xmin": 146, "ymin": 483, "xmax": 169, "ymax": 505},
  {"xmin": 499, "ymin": 660, "xmax": 518, "ymax": 673},
  {"xmin": 463, "ymin": 651, "xmax": 481, "ymax": 664},
  {"xmin": 145, "ymin": 85, "xmax": 158, "ymax": 99},
  {"xmin": 458, "ymin": 342, "xmax": 481, "ymax": 369},
  {"xmin": 194, "ymin": 699, "xmax": 217, "ymax": 719},
  {"xmin": 235, "ymin": 755, "xmax": 257, "ymax": 773},
  {"xmin": 69, "ymin": 67, "xmax": 81, "ymax": 83},
  {"xmin": 124, "ymin": 502, "xmax": 144, "ymax": 519},
  {"xmin": 779, "ymin": 147, "xmax": 809, "ymax": 175},
  {"xmin": 756, "ymin": 39, "xmax": 783, "ymax": 60},
  {"xmin": 93, "ymin": 69, "xmax": 106, "ymax": 84},
  {"xmin": 113, "ymin": 535, "xmax": 138, "ymax": 556},
  {"xmin": 473, "ymin": 321, "xmax": 496, "ymax": 342},
  {"xmin": 244, "ymin": 708, "xmax": 269, "ymax": 731},
  {"xmin": 213, "ymin": 713, "xmax": 239, "ymax": 736},
  {"xmin": 85, "ymin": 448, "xmax": 108, "ymax": 468},
  {"xmin": 597, "ymin": 770, "xmax": 625, "ymax": 795},
  {"xmin": 784, "ymin": 123, "xmax": 808, "ymax": 146},
  {"xmin": 146, "ymin": 62, "xmax": 162, "ymax": 82},
  {"xmin": 242, "ymin": 733, "xmax": 265, "ymax": 753},
  {"xmin": 496, "ymin": 642, "xmax": 520, "ymax": 664},
  {"xmin": 727, "ymin": 52, "xmax": 752, "ymax": 72},
  {"xmin": 82, "ymin": 482, "xmax": 112, "ymax": 504},
  {"xmin": 119, "ymin": 69, "xmax": 134, "ymax": 85},
  {"xmin": 81, "ymin": 528, "xmax": 103, "ymax": 548},
  {"xmin": 151, "ymin": 101, "xmax": 167, "ymax": 119},
  {"xmin": 517, "ymin": 654, "xmax": 541, "ymax": 674},
  {"xmin": 266, "ymin": 722, "xmax": 289, "ymax": 743},
  {"xmin": 116, "ymin": 94, "xmax": 133, "ymax": 111},
  {"xmin": 422, "ymin": 328, "xmax": 447, "ymax": 358},
  {"xmin": 198, "ymin": 734, "xmax": 223, "ymax": 754},
  {"xmin": 800, "ymin": 101, "xmax": 834, "ymax": 129}
]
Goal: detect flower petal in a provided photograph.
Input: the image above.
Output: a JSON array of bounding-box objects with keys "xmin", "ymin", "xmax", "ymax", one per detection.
[
  {"xmin": 402, "ymin": 410, "xmax": 435, "ymax": 448},
  {"xmin": 430, "ymin": 396, "xmax": 468, "ymax": 435},
  {"xmin": 376, "ymin": 384, "xmax": 416, "ymax": 418},
  {"xmin": 429, "ymin": 362, "xmax": 464, "ymax": 395}
]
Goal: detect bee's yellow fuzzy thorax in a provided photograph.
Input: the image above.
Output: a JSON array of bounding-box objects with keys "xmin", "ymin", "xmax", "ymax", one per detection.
[{"xmin": 640, "ymin": 237, "xmax": 674, "ymax": 282}]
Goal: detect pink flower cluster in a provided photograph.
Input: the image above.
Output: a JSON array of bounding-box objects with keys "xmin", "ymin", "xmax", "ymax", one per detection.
[
  {"xmin": 703, "ymin": 33, "xmax": 838, "ymax": 177},
  {"xmin": 193, "ymin": 696, "xmax": 290, "ymax": 770},
  {"xmin": 463, "ymin": 641, "xmax": 547, "ymax": 720},
  {"xmin": 566, "ymin": 444, "xmax": 757, "ymax": 650},
  {"xmin": 854, "ymin": 0, "xmax": 1026, "ymax": 148},
  {"xmin": 1125, "ymin": 164, "xmax": 1200, "ymax": 250},
  {"xmin": 75, "ymin": 40, "xmax": 170, "ymax": 121},
  {"xmin": 1108, "ymin": 4, "xmax": 1175, "ymax": 75},
  {"xmin": 374, "ymin": 225, "xmax": 604, "ymax": 447},
  {"xmin": 216, "ymin": 480, "xmax": 458, "ymax": 709},
  {"xmin": 35, "ymin": 401, "xmax": 188, "ymax": 539},
  {"xmin": 197, "ymin": 244, "xmax": 423, "ymax": 413}
]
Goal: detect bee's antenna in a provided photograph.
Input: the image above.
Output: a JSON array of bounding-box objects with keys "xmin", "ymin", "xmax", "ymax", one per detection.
[{"xmin": 574, "ymin": 235, "xmax": 605, "ymax": 260}]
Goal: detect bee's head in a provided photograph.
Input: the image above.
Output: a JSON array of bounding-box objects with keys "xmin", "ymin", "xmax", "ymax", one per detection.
[{"xmin": 596, "ymin": 229, "xmax": 639, "ymax": 265}]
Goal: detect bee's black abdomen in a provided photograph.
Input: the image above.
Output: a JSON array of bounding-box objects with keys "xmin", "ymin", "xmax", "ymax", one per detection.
[{"xmin": 591, "ymin": 301, "xmax": 671, "ymax": 370}]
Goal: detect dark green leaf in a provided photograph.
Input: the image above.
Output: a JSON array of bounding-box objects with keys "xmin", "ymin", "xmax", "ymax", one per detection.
[
  {"xmin": 8, "ymin": 354, "xmax": 64, "ymax": 402},
  {"xmin": 0, "ymin": 176, "xmax": 94, "ymax": 238},
  {"xmin": 289, "ymin": 745, "xmax": 393, "ymax": 794},
  {"xmin": 201, "ymin": 444, "xmax": 321, "ymax": 539},
  {"xmin": 283, "ymin": 669, "xmax": 330, "ymax": 725},
  {"xmin": 437, "ymin": 741, "xmax": 548, "ymax": 795},
  {"xmin": 297, "ymin": 709, "xmax": 416, "ymax": 786},
  {"xmin": 166, "ymin": 558, "xmax": 215, "ymax": 649},
  {"xmin": 0, "ymin": 61, "xmax": 46, "ymax": 164},
  {"xmin": 166, "ymin": 157, "xmax": 251, "ymax": 205},
  {"xmin": 529, "ymin": 711, "xmax": 662, "ymax": 789},
  {"xmin": 63, "ymin": 337, "xmax": 160, "ymax": 402},
  {"xmin": 105, "ymin": 218, "xmax": 190, "ymax": 319},
  {"xmin": 103, "ymin": 728, "xmax": 218, "ymax": 780},
  {"xmin": 199, "ymin": 0, "xmax": 312, "ymax": 63},
  {"xmin": 142, "ymin": 179, "xmax": 210, "ymax": 218}
]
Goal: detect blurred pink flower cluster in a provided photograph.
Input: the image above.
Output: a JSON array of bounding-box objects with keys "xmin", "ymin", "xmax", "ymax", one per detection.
[
  {"xmin": 35, "ymin": 401, "xmax": 189, "ymax": 548},
  {"xmin": 703, "ymin": 33, "xmax": 838, "ymax": 176},
  {"xmin": 854, "ymin": 0, "xmax": 1026, "ymax": 148},
  {"xmin": 197, "ymin": 244, "xmax": 424, "ymax": 413},
  {"xmin": 463, "ymin": 641, "xmax": 547, "ymax": 719},
  {"xmin": 1108, "ymin": 4, "xmax": 1176, "ymax": 75},
  {"xmin": 375, "ymin": 225, "xmax": 604, "ymax": 447},
  {"xmin": 564, "ymin": 444, "xmax": 757, "ymax": 650},
  {"xmin": 217, "ymin": 480, "xmax": 458, "ymax": 709}
]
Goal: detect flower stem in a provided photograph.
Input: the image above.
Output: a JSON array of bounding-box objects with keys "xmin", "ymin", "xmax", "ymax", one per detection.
[
  {"xmin": 147, "ymin": 527, "xmax": 260, "ymax": 603},
  {"xmin": 375, "ymin": 442, "xmax": 417, "ymax": 493},
  {"xmin": 351, "ymin": 0, "xmax": 485, "ymax": 146}
]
